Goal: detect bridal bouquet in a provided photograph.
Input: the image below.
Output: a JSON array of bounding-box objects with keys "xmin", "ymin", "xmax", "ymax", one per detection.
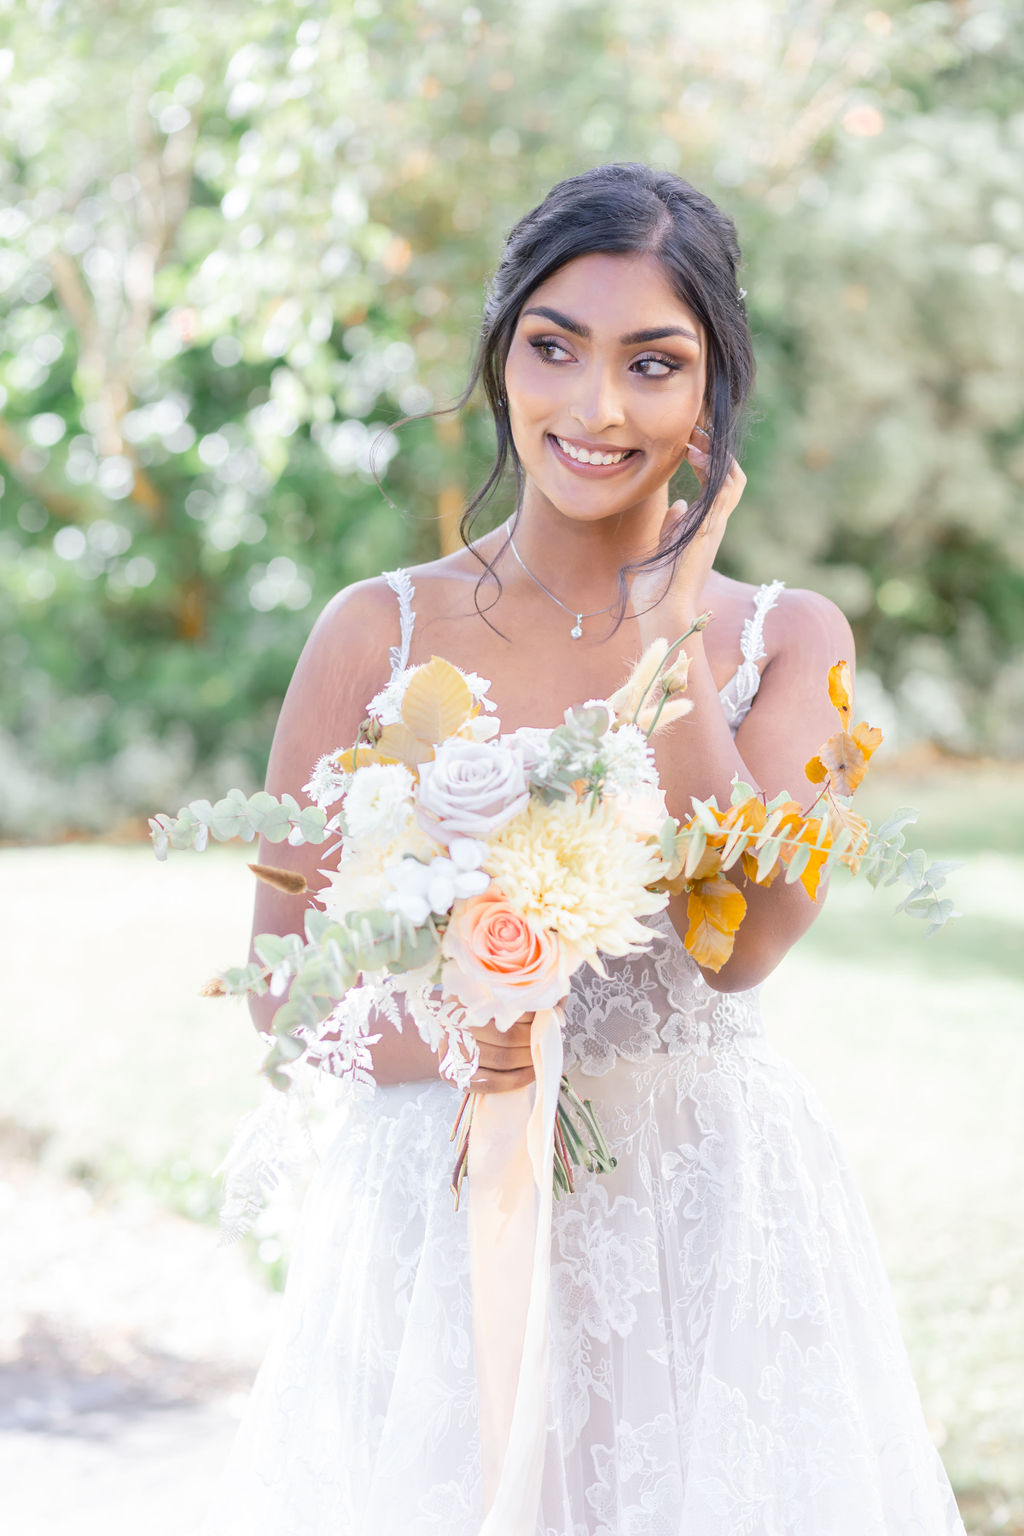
[{"xmin": 151, "ymin": 626, "xmax": 956, "ymax": 1211}]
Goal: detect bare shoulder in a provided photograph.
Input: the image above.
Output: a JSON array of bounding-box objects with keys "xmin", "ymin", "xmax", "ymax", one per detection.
[
  {"xmin": 285, "ymin": 573, "xmax": 408, "ymax": 717},
  {"xmin": 311, "ymin": 573, "xmax": 404, "ymax": 644},
  {"xmin": 768, "ymin": 585, "xmax": 856, "ymax": 669}
]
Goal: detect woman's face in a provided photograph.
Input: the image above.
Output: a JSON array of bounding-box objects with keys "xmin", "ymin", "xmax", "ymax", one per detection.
[{"xmin": 503, "ymin": 250, "xmax": 707, "ymax": 525}]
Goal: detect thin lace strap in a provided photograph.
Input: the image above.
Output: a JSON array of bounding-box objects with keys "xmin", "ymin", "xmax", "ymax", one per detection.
[
  {"xmin": 382, "ymin": 568, "xmax": 415, "ymax": 676},
  {"xmin": 739, "ymin": 578, "xmax": 786, "ymax": 666}
]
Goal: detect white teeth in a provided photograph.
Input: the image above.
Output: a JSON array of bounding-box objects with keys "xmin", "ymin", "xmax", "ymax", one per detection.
[{"xmin": 555, "ymin": 436, "xmax": 629, "ymax": 465}]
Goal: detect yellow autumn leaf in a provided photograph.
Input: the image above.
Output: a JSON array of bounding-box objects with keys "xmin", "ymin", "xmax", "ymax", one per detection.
[
  {"xmin": 401, "ymin": 657, "xmax": 474, "ymax": 744},
  {"xmin": 805, "ymin": 729, "xmax": 869, "ymax": 797},
  {"xmin": 828, "ymin": 661, "xmax": 853, "ymax": 727},
  {"xmin": 375, "ymin": 721, "xmax": 436, "ymax": 768},
  {"xmin": 804, "ymin": 754, "xmax": 829, "ymax": 785},
  {"xmin": 852, "ymin": 720, "xmax": 883, "ymax": 761},
  {"xmin": 776, "ymin": 812, "xmax": 832, "ymax": 900},
  {"xmin": 335, "ymin": 744, "xmax": 395, "ymax": 773},
  {"xmin": 684, "ymin": 874, "xmax": 747, "ymax": 971},
  {"xmin": 827, "ymin": 799, "xmax": 870, "ymax": 872}
]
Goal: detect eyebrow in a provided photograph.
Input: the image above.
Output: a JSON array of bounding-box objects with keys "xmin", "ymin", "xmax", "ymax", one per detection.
[{"xmin": 522, "ymin": 305, "xmax": 700, "ymax": 347}]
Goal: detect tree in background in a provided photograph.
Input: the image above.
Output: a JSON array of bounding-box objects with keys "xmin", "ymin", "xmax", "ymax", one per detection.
[{"xmin": 1, "ymin": 0, "xmax": 1021, "ymax": 836}]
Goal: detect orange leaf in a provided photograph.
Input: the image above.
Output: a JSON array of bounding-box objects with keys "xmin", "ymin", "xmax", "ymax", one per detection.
[
  {"xmin": 659, "ymin": 840, "xmax": 723, "ymax": 896},
  {"xmin": 852, "ymin": 721, "xmax": 883, "ymax": 762},
  {"xmin": 684, "ymin": 874, "xmax": 747, "ymax": 971},
  {"xmin": 741, "ymin": 848, "xmax": 781, "ymax": 886},
  {"xmin": 806, "ymin": 728, "xmax": 868, "ymax": 797},
  {"xmin": 828, "ymin": 661, "xmax": 853, "ymax": 727},
  {"xmin": 776, "ymin": 814, "xmax": 832, "ymax": 900},
  {"xmin": 375, "ymin": 722, "xmax": 436, "ymax": 768},
  {"xmin": 827, "ymin": 800, "xmax": 870, "ymax": 872},
  {"xmin": 803, "ymin": 754, "xmax": 828, "ymax": 785},
  {"xmin": 689, "ymin": 844, "xmax": 726, "ymax": 882},
  {"xmin": 335, "ymin": 744, "xmax": 394, "ymax": 773},
  {"xmin": 720, "ymin": 796, "xmax": 767, "ymax": 837}
]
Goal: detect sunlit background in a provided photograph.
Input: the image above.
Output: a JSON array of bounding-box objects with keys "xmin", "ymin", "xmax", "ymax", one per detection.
[{"xmin": 1, "ymin": 0, "xmax": 1022, "ymax": 1531}]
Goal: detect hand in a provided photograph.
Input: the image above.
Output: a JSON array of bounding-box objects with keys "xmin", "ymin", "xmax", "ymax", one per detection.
[
  {"xmin": 630, "ymin": 422, "xmax": 748, "ymax": 627},
  {"xmin": 451, "ymin": 1012, "xmax": 538, "ymax": 1094}
]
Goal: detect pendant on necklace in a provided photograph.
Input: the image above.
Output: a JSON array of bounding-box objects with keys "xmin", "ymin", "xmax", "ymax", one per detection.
[{"xmin": 571, "ymin": 616, "xmax": 584, "ymax": 639}]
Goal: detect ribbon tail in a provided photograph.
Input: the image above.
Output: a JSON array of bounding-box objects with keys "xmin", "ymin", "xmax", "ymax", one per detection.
[{"xmin": 468, "ymin": 1005, "xmax": 564, "ymax": 1535}]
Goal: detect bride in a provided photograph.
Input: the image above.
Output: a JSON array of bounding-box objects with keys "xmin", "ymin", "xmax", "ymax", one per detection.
[{"xmin": 201, "ymin": 163, "xmax": 966, "ymax": 1534}]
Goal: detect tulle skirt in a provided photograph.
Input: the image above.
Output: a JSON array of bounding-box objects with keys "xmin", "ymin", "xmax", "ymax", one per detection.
[{"xmin": 200, "ymin": 1038, "xmax": 966, "ymax": 1535}]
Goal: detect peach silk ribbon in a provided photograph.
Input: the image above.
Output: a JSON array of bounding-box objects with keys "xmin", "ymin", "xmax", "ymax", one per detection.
[{"xmin": 467, "ymin": 1004, "xmax": 564, "ymax": 1534}]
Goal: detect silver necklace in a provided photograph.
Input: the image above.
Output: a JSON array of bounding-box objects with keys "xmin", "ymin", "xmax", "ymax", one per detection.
[{"xmin": 507, "ymin": 528, "xmax": 616, "ymax": 639}]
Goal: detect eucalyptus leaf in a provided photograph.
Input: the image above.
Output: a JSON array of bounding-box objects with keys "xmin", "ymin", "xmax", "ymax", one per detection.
[
  {"xmin": 875, "ymin": 807, "xmax": 919, "ymax": 840},
  {"xmin": 730, "ymin": 780, "xmax": 757, "ymax": 805},
  {"xmin": 783, "ymin": 841, "xmax": 812, "ymax": 883},
  {"xmin": 905, "ymin": 847, "xmax": 928, "ymax": 886},
  {"xmin": 274, "ymin": 1032, "xmax": 307, "ymax": 1062},
  {"xmin": 923, "ymin": 859, "xmax": 964, "ymax": 886},
  {"xmin": 254, "ymin": 933, "xmax": 298, "ymax": 968},
  {"xmin": 256, "ymin": 808, "xmax": 294, "ymax": 843},
  {"xmin": 690, "ymin": 796, "xmax": 722, "ymax": 834},
  {"xmin": 682, "ymin": 824, "xmax": 707, "ymax": 879},
  {"xmin": 755, "ymin": 837, "xmax": 782, "ymax": 883},
  {"xmin": 304, "ymin": 909, "xmax": 334, "ymax": 944}
]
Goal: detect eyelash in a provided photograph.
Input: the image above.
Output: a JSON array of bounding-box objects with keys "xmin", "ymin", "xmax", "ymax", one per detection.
[{"xmin": 528, "ymin": 337, "xmax": 683, "ymax": 377}]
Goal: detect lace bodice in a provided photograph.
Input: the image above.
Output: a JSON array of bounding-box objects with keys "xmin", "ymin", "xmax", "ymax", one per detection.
[{"xmin": 382, "ymin": 568, "xmax": 785, "ymax": 1078}]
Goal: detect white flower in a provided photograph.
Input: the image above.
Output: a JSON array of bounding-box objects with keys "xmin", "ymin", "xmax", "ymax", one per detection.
[
  {"xmin": 417, "ymin": 737, "xmax": 530, "ymax": 841},
  {"xmin": 316, "ymin": 812, "xmax": 438, "ymax": 919},
  {"xmin": 382, "ymin": 844, "xmax": 491, "ymax": 926},
  {"xmin": 343, "ymin": 763, "xmax": 416, "ymax": 842},
  {"xmin": 302, "ymin": 751, "xmax": 351, "ymax": 810},
  {"xmin": 483, "ymin": 795, "xmax": 669, "ymax": 969},
  {"xmin": 502, "ymin": 725, "xmax": 553, "ymax": 775},
  {"xmin": 600, "ymin": 722, "xmax": 659, "ymax": 795}
]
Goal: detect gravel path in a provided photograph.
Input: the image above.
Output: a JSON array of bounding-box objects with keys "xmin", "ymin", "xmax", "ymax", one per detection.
[{"xmin": 0, "ymin": 1152, "xmax": 279, "ymax": 1535}]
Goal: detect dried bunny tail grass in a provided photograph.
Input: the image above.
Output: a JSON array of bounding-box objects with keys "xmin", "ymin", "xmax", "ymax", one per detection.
[
  {"xmin": 638, "ymin": 695, "xmax": 693, "ymax": 735},
  {"xmin": 200, "ymin": 977, "xmax": 227, "ymax": 997},
  {"xmin": 248, "ymin": 863, "xmax": 308, "ymax": 894}
]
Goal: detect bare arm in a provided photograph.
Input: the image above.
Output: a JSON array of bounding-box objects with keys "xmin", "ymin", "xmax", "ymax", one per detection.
[
  {"xmin": 246, "ymin": 578, "xmax": 535, "ymax": 1092},
  {"xmin": 649, "ymin": 586, "xmax": 856, "ymax": 992},
  {"xmin": 632, "ymin": 430, "xmax": 857, "ymax": 992},
  {"xmin": 244, "ymin": 578, "xmax": 435, "ymax": 1081}
]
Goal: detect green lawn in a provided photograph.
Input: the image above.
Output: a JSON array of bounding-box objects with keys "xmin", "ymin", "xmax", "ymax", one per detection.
[{"xmin": 2, "ymin": 760, "xmax": 1022, "ymax": 1533}]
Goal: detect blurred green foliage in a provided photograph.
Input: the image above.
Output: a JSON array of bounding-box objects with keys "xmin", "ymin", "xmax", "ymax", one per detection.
[{"xmin": 1, "ymin": 0, "xmax": 1022, "ymax": 836}]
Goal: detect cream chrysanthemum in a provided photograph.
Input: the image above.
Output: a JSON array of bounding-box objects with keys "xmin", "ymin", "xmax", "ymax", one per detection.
[{"xmin": 483, "ymin": 797, "xmax": 670, "ymax": 969}]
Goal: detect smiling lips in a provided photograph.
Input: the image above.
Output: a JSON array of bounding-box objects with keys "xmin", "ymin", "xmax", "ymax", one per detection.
[{"xmin": 550, "ymin": 434, "xmax": 639, "ymax": 472}]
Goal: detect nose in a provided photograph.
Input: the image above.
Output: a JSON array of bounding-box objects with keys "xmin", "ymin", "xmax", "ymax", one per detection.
[{"xmin": 570, "ymin": 364, "xmax": 626, "ymax": 435}]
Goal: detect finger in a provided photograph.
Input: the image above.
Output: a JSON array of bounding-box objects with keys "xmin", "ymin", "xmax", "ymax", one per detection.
[
  {"xmin": 684, "ymin": 442, "xmax": 708, "ymax": 480},
  {"xmin": 466, "ymin": 1017, "xmax": 531, "ymax": 1048},
  {"xmin": 476, "ymin": 1042, "xmax": 533, "ymax": 1070},
  {"xmin": 471, "ymin": 1064, "xmax": 536, "ymax": 1094}
]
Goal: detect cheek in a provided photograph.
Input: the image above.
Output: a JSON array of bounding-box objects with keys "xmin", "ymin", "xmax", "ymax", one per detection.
[
  {"xmin": 643, "ymin": 381, "xmax": 705, "ymax": 455},
  {"xmin": 504, "ymin": 344, "xmax": 562, "ymax": 423}
]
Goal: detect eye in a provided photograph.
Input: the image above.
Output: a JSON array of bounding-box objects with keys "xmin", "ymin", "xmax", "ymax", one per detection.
[
  {"xmin": 632, "ymin": 354, "xmax": 682, "ymax": 378},
  {"xmin": 528, "ymin": 336, "xmax": 573, "ymax": 363}
]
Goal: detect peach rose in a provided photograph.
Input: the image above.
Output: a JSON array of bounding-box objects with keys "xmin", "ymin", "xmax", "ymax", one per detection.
[{"xmin": 441, "ymin": 889, "xmax": 576, "ymax": 1032}]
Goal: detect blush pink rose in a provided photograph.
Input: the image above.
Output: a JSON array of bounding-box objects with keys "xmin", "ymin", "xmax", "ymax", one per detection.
[{"xmin": 441, "ymin": 890, "xmax": 576, "ymax": 1032}]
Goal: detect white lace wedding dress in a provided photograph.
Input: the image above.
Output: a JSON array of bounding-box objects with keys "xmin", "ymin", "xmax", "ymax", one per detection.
[{"xmin": 200, "ymin": 575, "xmax": 967, "ymax": 1536}]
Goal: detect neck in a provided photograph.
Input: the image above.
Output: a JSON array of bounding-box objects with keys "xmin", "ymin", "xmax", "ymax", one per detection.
[{"xmin": 505, "ymin": 482, "xmax": 671, "ymax": 609}]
